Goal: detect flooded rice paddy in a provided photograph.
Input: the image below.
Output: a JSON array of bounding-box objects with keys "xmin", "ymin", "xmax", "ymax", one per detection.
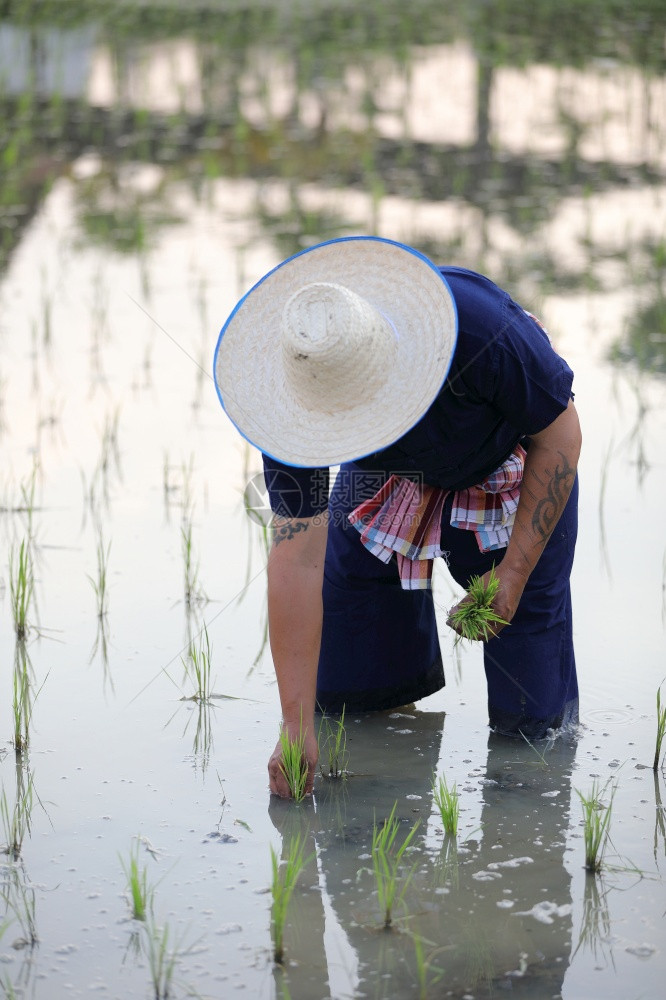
[{"xmin": 1, "ymin": 2, "xmax": 665, "ymax": 997}]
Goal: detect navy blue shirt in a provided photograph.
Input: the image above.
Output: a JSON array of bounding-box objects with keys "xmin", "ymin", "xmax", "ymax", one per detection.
[{"xmin": 263, "ymin": 267, "xmax": 573, "ymax": 518}]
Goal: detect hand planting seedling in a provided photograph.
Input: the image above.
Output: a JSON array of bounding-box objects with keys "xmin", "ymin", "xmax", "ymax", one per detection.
[{"xmin": 447, "ymin": 565, "xmax": 509, "ymax": 642}]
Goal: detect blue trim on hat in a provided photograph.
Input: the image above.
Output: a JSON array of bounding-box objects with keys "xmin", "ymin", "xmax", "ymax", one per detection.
[{"xmin": 213, "ymin": 235, "xmax": 459, "ymax": 468}]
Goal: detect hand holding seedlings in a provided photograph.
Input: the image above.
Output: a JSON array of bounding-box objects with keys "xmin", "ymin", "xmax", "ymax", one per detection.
[{"xmin": 447, "ymin": 564, "xmax": 516, "ymax": 641}]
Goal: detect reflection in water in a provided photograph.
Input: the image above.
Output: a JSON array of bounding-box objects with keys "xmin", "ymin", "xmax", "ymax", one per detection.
[
  {"xmin": 654, "ymin": 772, "xmax": 666, "ymax": 867},
  {"xmin": 572, "ymin": 874, "xmax": 613, "ymax": 971},
  {"xmin": 88, "ymin": 610, "xmax": 112, "ymax": 691},
  {"xmin": 268, "ymin": 713, "xmax": 577, "ymax": 999}
]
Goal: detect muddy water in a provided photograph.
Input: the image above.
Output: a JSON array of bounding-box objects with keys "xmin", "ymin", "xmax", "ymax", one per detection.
[{"xmin": 1, "ymin": 3, "xmax": 665, "ymax": 999}]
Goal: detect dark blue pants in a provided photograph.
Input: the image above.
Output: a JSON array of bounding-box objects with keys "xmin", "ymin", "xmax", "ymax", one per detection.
[{"xmin": 316, "ymin": 464, "xmax": 579, "ymax": 739}]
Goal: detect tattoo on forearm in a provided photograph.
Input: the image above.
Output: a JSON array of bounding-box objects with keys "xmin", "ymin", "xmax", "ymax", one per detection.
[
  {"xmin": 273, "ymin": 521, "xmax": 309, "ymax": 546},
  {"xmin": 530, "ymin": 451, "xmax": 575, "ymax": 545}
]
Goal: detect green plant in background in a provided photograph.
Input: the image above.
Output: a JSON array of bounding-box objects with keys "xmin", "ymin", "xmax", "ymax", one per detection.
[
  {"xmin": 576, "ymin": 780, "xmax": 615, "ymax": 874},
  {"xmin": 371, "ymin": 802, "xmax": 420, "ymax": 930},
  {"xmin": 0, "ymin": 774, "xmax": 34, "ymax": 861},
  {"xmin": 9, "ymin": 539, "xmax": 34, "ymax": 640},
  {"xmin": 319, "ymin": 706, "xmax": 350, "ymax": 779},
  {"xmin": 653, "ymin": 684, "xmax": 665, "ymax": 771},
  {"xmin": 278, "ymin": 721, "xmax": 309, "ymax": 802},
  {"xmin": 447, "ymin": 566, "xmax": 508, "ymax": 642},
  {"xmin": 432, "ymin": 772, "xmax": 460, "ymax": 837},
  {"xmin": 88, "ymin": 531, "xmax": 111, "ymax": 618},
  {"xmin": 120, "ymin": 840, "xmax": 155, "ymax": 922},
  {"xmin": 270, "ymin": 832, "xmax": 312, "ymax": 965}
]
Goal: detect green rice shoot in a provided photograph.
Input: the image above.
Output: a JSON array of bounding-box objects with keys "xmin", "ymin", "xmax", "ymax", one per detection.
[
  {"xmin": 182, "ymin": 626, "xmax": 213, "ymax": 703},
  {"xmin": 120, "ymin": 839, "xmax": 155, "ymax": 922},
  {"xmin": 371, "ymin": 802, "xmax": 420, "ymax": 930},
  {"xmin": 653, "ymin": 683, "xmax": 666, "ymax": 771},
  {"xmin": 319, "ymin": 706, "xmax": 350, "ymax": 779},
  {"xmin": 448, "ymin": 565, "xmax": 509, "ymax": 642},
  {"xmin": 576, "ymin": 780, "xmax": 615, "ymax": 873},
  {"xmin": 432, "ymin": 772, "xmax": 460, "ymax": 837},
  {"xmin": 278, "ymin": 721, "xmax": 309, "ymax": 802},
  {"xmin": 270, "ymin": 832, "xmax": 312, "ymax": 965},
  {"xmin": 9, "ymin": 538, "xmax": 34, "ymax": 640}
]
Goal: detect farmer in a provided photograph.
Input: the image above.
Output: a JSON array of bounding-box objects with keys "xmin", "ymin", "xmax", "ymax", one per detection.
[{"xmin": 214, "ymin": 237, "xmax": 581, "ymax": 799}]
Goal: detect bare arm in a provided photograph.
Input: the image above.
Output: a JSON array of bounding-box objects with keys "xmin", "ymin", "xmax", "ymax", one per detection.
[
  {"xmin": 266, "ymin": 513, "xmax": 329, "ymax": 796},
  {"xmin": 449, "ymin": 399, "xmax": 581, "ymax": 635}
]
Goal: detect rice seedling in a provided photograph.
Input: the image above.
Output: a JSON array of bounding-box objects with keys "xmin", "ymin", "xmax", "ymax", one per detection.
[
  {"xmin": 0, "ymin": 773, "xmax": 34, "ymax": 861},
  {"xmin": 447, "ymin": 566, "xmax": 508, "ymax": 642},
  {"xmin": 87, "ymin": 531, "xmax": 111, "ymax": 618},
  {"xmin": 278, "ymin": 720, "xmax": 309, "ymax": 802},
  {"xmin": 120, "ymin": 840, "xmax": 155, "ymax": 922},
  {"xmin": 432, "ymin": 772, "xmax": 460, "ymax": 837},
  {"xmin": 270, "ymin": 831, "xmax": 312, "ymax": 964},
  {"xmin": 181, "ymin": 625, "xmax": 213, "ymax": 704},
  {"xmin": 576, "ymin": 780, "xmax": 615, "ymax": 874},
  {"xmin": 653, "ymin": 683, "xmax": 666, "ymax": 771},
  {"xmin": 371, "ymin": 802, "xmax": 420, "ymax": 930},
  {"xmin": 319, "ymin": 706, "xmax": 350, "ymax": 779},
  {"xmin": 9, "ymin": 539, "xmax": 34, "ymax": 640}
]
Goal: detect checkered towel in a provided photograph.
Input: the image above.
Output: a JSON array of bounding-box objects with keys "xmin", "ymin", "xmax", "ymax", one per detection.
[{"xmin": 348, "ymin": 445, "xmax": 526, "ymax": 590}]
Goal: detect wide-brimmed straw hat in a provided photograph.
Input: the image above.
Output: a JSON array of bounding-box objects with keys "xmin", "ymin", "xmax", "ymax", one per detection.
[{"xmin": 213, "ymin": 236, "xmax": 458, "ymax": 467}]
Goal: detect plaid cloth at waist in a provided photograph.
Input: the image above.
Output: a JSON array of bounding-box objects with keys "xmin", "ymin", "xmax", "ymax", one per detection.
[{"xmin": 348, "ymin": 444, "xmax": 526, "ymax": 590}]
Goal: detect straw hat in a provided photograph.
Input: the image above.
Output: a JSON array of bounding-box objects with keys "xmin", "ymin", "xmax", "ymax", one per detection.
[{"xmin": 213, "ymin": 236, "xmax": 458, "ymax": 467}]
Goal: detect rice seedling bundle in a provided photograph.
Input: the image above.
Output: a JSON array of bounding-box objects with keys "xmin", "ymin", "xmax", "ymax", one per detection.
[{"xmin": 448, "ymin": 566, "xmax": 508, "ymax": 642}]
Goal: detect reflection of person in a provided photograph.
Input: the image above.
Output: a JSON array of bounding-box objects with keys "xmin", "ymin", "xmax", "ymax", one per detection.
[
  {"xmin": 214, "ymin": 237, "xmax": 581, "ymax": 797},
  {"xmin": 267, "ymin": 715, "xmax": 577, "ymax": 999}
]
